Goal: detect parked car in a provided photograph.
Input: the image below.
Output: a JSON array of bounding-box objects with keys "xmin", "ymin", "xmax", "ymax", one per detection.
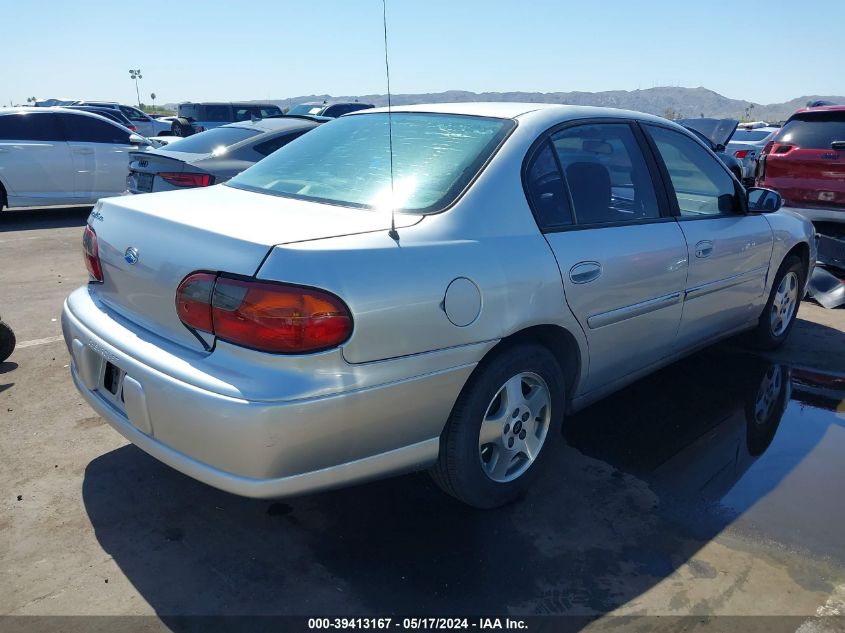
[
  {"xmin": 287, "ymin": 101, "xmax": 375, "ymax": 118},
  {"xmin": 63, "ymin": 103, "xmax": 814, "ymax": 509},
  {"xmin": 171, "ymin": 102, "xmax": 284, "ymax": 137},
  {"xmin": 127, "ymin": 116, "xmax": 323, "ymax": 194},
  {"xmin": 678, "ymin": 118, "xmax": 746, "ymax": 183},
  {"xmin": 0, "ymin": 108, "xmax": 150, "ymax": 210},
  {"xmin": 73, "ymin": 101, "xmax": 171, "ymax": 138},
  {"xmin": 726, "ymin": 126, "xmax": 779, "ymax": 183},
  {"xmin": 757, "ymin": 105, "xmax": 845, "ymax": 224},
  {"xmin": 64, "ymin": 105, "xmax": 138, "ymax": 132}
]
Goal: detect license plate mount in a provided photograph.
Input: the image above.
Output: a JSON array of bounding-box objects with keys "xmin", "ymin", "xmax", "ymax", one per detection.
[{"xmin": 103, "ymin": 361, "xmax": 125, "ymax": 399}]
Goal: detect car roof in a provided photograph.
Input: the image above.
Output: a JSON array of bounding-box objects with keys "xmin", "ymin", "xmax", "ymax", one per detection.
[
  {"xmin": 354, "ymin": 101, "xmax": 675, "ymax": 126},
  {"xmin": 179, "ymin": 101, "xmax": 280, "ymax": 107},
  {"xmin": 793, "ymin": 105, "xmax": 845, "ymax": 115},
  {"xmin": 0, "ymin": 106, "xmax": 132, "ymax": 129},
  {"xmin": 218, "ymin": 117, "xmax": 321, "ymax": 133}
]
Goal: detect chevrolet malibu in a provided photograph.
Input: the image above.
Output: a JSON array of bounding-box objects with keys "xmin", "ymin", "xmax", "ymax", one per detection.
[{"xmin": 62, "ymin": 103, "xmax": 816, "ymax": 508}]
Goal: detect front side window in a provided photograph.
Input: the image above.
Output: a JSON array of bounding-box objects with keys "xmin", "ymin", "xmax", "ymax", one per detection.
[
  {"xmin": 647, "ymin": 125, "xmax": 740, "ymax": 217},
  {"xmin": 550, "ymin": 123, "xmax": 659, "ymax": 225},
  {"xmin": 61, "ymin": 114, "xmax": 130, "ymax": 144},
  {"xmin": 0, "ymin": 112, "xmax": 64, "ymax": 141},
  {"xmin": 228, "ymin": 113, "xmax": 514, "ymax": 214}
]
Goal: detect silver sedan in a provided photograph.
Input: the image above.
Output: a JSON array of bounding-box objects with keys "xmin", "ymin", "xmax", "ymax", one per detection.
[{"xmin": 62, "ymin": 103, "xmax": 815, "ymax": 508}]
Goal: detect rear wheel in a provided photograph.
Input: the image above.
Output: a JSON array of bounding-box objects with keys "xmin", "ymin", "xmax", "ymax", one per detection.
[
  {"xmin": 430, "ymin": 343, "xmax": 565, "ymax": 508},
  {"xmin": 0, "ymin": 320, "xmax": 15, "ymax": 363},
  {"xmin": 748, "ymin": 255, "xmax": 804, "ymax": 350},
  {"xmin": 171, "ymin": 119, "xmax": 193, "ymax": 137}
]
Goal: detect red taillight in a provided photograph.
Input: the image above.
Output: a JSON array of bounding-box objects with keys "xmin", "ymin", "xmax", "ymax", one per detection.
[
  {"xmin": 129, "ymin": 125, "xmax": 138, "ymax": 132},
  {"xmin": 82, "ymin": 224, "xmax": 103, "ymax": 283},
  {"xmin": 175, "ymin": 273, "xmax": 353, "ymax": 354},
  {"xmin": 159, "ymin": 172, "xmax": 213, "ymax": 188},
  {"xmin": 734, "ymin": 150, "xmax": 750, "ymax": 158},
  {"xmin": 175, "ymin": 273, "xmax": 215, "ymax": 332}
]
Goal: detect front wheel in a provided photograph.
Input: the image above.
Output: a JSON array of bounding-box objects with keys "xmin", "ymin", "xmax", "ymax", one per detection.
[
  {"xmin": 430, "ymin": 343, "xmax": 565, "ymax": 509},
  {"xmin": 748, "ymin": 255, "xmax": 805, "ymax": 350}
]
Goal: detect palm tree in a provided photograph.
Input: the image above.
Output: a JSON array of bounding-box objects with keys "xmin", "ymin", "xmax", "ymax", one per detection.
[
  {"xmin": 129, "ymin": 69, "xmax": 143, "ymax": 107},
  {"xmin": 150, "ymin": 92, "xmax": 156, "ymax": 111}
]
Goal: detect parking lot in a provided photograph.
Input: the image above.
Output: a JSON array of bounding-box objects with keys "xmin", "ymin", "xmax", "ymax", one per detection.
[{"xmin": 1, "ymin": 207, "xmax": 844, "ymax": 628}]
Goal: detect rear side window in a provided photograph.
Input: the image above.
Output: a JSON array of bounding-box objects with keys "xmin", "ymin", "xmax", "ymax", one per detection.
[
  {"xmin": 0, "ymin": 113, "xmax": 64, "ymax": 141},
  {"xmin": 551, "ymin": 123, "xmax": 659, "ymax": 225},
  {"xmin": 198, "ymin": 105, "xmax": 232, "ymax": 122},
  {"xmin": 647, "ymin": 125, "xmax": 740, "ymax": 217},
  {"xmin": 731, "ymin": 129, "xmax": 775, "ymax": 142},
  {"xmin": 253, "ymin": 130, "xmax": 309, "ymax": 156},
  {"xmin": 179, "ymin": 105, "xmax": 198, "ymax": 119},
  {"xmin": 161, "ymin": 126, "xmax": 262, "ymax": 154},
  {"xmin": 525, "ymin": 142, "xmax": 573, "ymax": 229},
  {"xmin": 119, "ymin": 106, "xmax": 149, "ymax": 122},
  {"xmin": 775, "ymin": 112, "xmax": 845, "ymax": 149},
  {"xmin": 61, "ymin": 114, "xmax": 131, "ymax": 144}
]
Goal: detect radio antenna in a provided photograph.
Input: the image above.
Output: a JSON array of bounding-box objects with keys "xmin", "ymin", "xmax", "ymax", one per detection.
[{"xmin": 382, "ymin": 0, "xmax": 399, "ymax": 241}]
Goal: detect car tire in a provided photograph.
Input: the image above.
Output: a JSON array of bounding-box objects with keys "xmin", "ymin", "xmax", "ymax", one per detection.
[
  {"xmin": 430, "ymin": 343, "xmax": 565, "ymax": 509},
  {"xmin": 0, "ymin": 320, "xmax": 16, "ymax": 363},
  {"xmin": 171, "ymin": 119, "xmax": 193, "ymax": 137},
  {"xmin": 747, "ymin": 255, "xmax": 805, "ymax": 351}
]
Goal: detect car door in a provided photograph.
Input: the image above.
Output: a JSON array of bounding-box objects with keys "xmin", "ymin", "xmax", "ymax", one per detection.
[
  {"xmin": 525, "ymin": 121, "xmax": 689, "ymax": 394},
  {"xmin": 0, "ymin": 111, "xmax": 75, "ymax": 206},
  {"xmin": 642, "ymin": 124, "xmax": 773, "ymax": 350},
  {"xmin": 61, "ymin": 113, "xmax": 135, "ymax": 201}
]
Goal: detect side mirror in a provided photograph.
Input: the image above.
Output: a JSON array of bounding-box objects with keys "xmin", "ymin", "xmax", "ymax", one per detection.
[
  {"xmin": 129, "ymin": 133, "xmax": 151, "ymax": 146},
  {"xmin": 747, "ymin": 187, "xmax": 783, "ymax": 213}
]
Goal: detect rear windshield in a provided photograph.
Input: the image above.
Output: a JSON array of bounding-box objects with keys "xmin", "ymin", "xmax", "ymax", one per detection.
[
  {"xmin": 161, "ymin": 126, "xmax": 261, "ymax": 154},
  {"xmin": 775, "ymin": 112, "xmax": 845, "ymax": 149},
  {"xmin": 227, "ymin": 112, "xmax": 514, "ymax": 213},
  {"xmin": 287, "ymin": 104, "xmax": 325, "ymax": 116},
  {"xmin": 731, "ymin": 129, "xmax": 774, "ymax": 142}
]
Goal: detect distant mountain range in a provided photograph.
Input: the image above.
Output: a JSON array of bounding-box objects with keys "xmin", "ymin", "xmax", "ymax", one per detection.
[{"xmin": 166, "ymin": 87, "xmax": 844, "ymax": 122}]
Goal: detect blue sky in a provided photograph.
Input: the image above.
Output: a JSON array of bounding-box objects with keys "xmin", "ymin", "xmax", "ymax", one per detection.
[{"xmin": 4, "ymin": 0, "xmax": 843, "ymax": 107}]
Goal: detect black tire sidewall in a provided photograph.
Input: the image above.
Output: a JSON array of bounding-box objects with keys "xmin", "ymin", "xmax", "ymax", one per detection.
[
  {"xmin": 0, "ymin": 321, "xmax": 15, "ymax": 363},
  {"xmin": 753, "ymin": 255, "xmax": 804, "ymax": 350},
  {"xmin": 440, "ymin": 344, "xmax": 565, "ymax": 508}
]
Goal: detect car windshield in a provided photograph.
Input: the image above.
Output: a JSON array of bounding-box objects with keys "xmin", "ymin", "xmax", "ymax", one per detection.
[
  {"xmin": 228, "ymin": 112, "xmax": 514, "ymax": 213},
  {"xmin": 161, "ymin": 126, "xmax": 262, "ymax": 155},
  {"xmin": 287, "ymin": 104, "xmax": 325, "ymax": 116},
  {"xmin": 775, "ymin": 112, "xmax": 845, "ymax": 149},
  {"xmin": 731, "ymin": 129, "xmax": 774, "ymax": 142}
]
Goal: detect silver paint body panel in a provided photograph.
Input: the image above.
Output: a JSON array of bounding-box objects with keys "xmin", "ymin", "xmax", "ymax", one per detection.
[{"xmin": 63, "ymin": 103, "xmax": 815, "ymax": 498}]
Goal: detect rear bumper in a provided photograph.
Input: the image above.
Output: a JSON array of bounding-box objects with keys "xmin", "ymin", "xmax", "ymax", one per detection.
[
  {"xmin": 62, "ymin": 288, "xmax": 480, "ymax": 498},
  {"xmin": 783, "ymin": 205, "xmax": 845, "ymax": 224}
]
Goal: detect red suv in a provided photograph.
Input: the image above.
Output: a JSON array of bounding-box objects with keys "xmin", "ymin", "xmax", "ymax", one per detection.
[{"xmin": 757, "ymin": 105, "xmax": 845, "ymax": 223}]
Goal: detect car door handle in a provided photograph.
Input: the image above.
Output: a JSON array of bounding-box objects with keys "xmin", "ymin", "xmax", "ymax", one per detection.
[
  {"xmin": 695, "ymin": 240, "xmax": 714, "ymax": 258},
  {"xmin": 569, "ymin": 261, "xmax": 602, "ymax": 284}
]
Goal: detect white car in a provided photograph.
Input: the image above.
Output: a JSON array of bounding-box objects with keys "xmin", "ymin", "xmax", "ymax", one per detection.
[
  {"xmin": 74, "ymin": 101, "xmax": 171, "ymax": 138},
  {"xmin": 0, "ymin": 107, "xmax": 150, "ymax": 210}
]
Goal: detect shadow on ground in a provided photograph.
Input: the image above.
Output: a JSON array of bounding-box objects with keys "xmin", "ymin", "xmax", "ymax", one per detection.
[
  {"xmin": 81, "ymin": 350, "xmax": 845, "ymax": 617},
  {"xmin": 0, "ymin": 206, "xmax": 91, "ymax": 231}
]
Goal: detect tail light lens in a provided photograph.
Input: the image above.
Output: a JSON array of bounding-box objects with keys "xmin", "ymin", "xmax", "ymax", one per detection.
[
  {"xmin": 160, "ymin": 172, "xmax": 213, "ymax": 188},
  {"xmin": 82, "ymin": 225, "xmax": 103, "ymax": 282},
  {"xmin": 129, "ymin": 125, "xmax": 138, "ymax": 132},
  {"xmin": 176, "ymin": 273, "xmax": 352, "ymax": 354},
  {"xmin": 734, "ymin": 150, "xmax": 750, "ymax": 158}
]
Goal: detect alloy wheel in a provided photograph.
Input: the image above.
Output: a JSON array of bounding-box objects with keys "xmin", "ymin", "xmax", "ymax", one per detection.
[
  {"xmin": 478, "ymin": 372, "xmax": 551, "ymax": 483},
  {"xmin": 770, "ymin": 272, "xmax": 799, "ymax": 337}
]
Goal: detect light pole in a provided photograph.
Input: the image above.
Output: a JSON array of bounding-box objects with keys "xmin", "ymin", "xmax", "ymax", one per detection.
[{"xmin": 129, "ymin": 69, "xmax": 142, "ymax": 107}]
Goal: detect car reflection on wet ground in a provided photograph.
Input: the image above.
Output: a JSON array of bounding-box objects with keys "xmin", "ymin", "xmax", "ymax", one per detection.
[{"xmin": 76, "ymin": 347, "xmax": 845, "ymax": 618}]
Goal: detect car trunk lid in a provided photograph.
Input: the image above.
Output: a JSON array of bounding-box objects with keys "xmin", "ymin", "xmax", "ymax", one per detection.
[{"xmin": 88, "ymin": 185, "xmax": 421, "ymax": 351}]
